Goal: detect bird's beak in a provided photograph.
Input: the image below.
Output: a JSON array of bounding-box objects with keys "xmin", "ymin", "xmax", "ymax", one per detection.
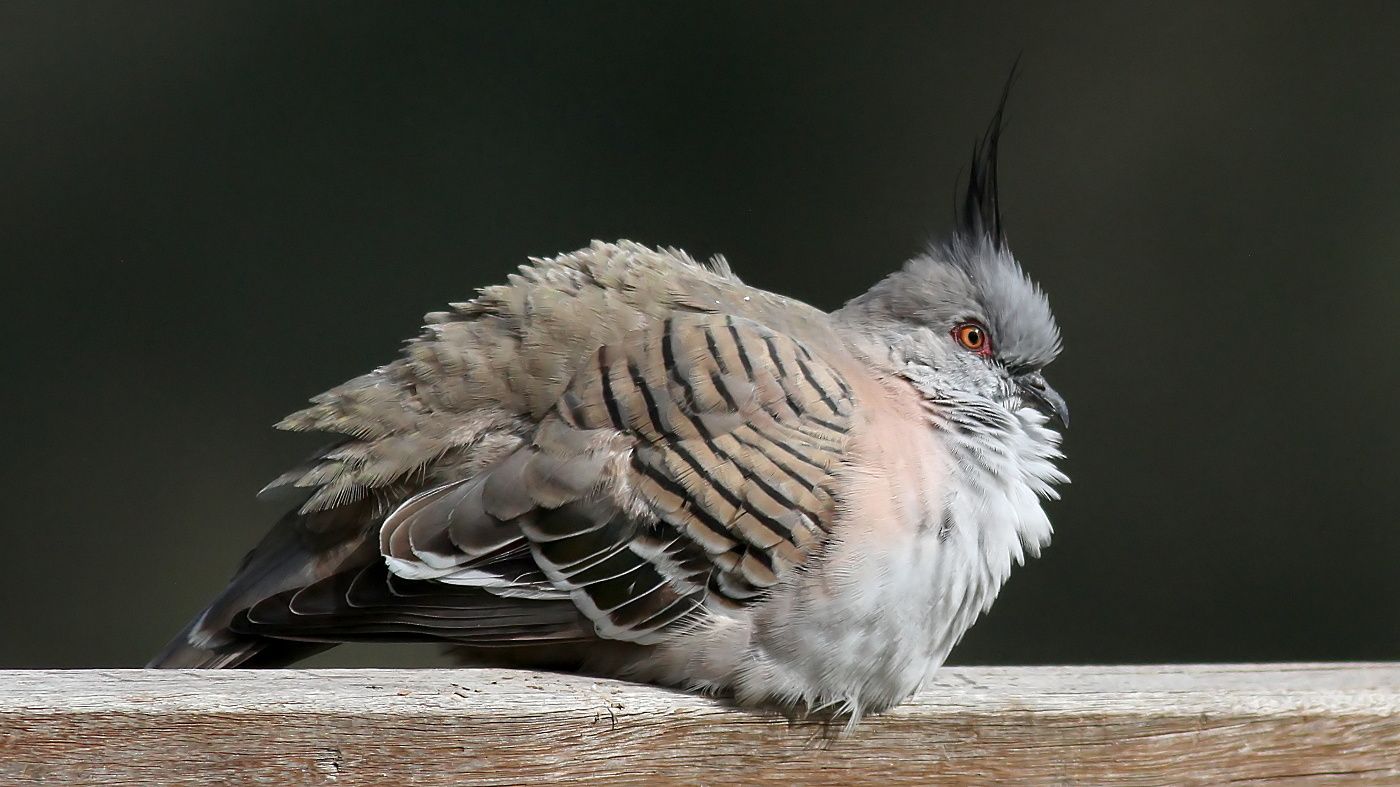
[{"xmin": 1017, "ymin": 372, "xmax": 1069, "ymax": 429}]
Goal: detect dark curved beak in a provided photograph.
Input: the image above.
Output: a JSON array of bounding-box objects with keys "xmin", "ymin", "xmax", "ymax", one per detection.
[{"xmin": 1017, "ymin": 372, "xmax": 1069, "ymax": 429}]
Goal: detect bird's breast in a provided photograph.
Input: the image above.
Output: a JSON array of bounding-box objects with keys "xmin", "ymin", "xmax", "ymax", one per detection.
[{"xmin": 834, "ymin": 371, "xmax": 951, "ymax": 539}]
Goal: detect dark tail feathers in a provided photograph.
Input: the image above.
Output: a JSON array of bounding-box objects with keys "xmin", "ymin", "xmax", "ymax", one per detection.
[{"xmin": 147, "ymin": 502, "xmax": 376, "ymax": 668}]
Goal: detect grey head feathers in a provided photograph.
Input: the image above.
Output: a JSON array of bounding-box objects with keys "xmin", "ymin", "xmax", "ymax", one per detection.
[
  {"xmin": 923, "ymin": 235, "xmax": 1061, "ymax": 372},
  {"xmin": 834, "ymin": 75, "xmax": 1061, "ymax": 375}
]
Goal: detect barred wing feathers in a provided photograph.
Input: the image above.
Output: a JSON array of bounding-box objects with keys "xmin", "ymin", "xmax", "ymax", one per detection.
[{"xmin": 376, "ymin": 313, "xmax": 854, "ymax": 646}]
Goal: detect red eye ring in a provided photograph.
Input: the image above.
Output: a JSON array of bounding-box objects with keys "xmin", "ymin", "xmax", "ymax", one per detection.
[{"xmin": 953, "ymin": 322, "xmax": 993, "ymax": 356}]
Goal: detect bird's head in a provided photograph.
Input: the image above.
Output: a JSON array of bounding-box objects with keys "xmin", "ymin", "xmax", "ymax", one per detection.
[{"xmin": 833, "ymin": 90, "xmax": 1067, "ymax": 428}]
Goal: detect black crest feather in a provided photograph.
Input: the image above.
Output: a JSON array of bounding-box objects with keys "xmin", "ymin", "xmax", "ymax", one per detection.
[{"xmin": 959, "ymin": 63, "xmax": 1020, "ymax": 251}]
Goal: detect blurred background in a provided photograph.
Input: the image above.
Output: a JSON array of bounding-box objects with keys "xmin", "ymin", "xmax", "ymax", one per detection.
[{"xmin": 2, "ymin": 2, "xmax": 1396, "ymax": 669}]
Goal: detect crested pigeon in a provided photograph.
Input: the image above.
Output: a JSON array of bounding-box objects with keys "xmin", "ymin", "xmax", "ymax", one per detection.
[{"xmin": 150, "ymin": 111, "xmax": 1068, "ymax": 723}]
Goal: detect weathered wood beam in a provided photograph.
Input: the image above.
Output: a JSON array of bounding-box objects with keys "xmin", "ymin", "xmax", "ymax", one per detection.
[{"xmin": 1, "ymin": 664, "xmax": 1396, "ymax": 784}]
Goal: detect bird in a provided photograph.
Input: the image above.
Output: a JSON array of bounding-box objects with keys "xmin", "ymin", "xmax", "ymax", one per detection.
[{"xmin": 149, "ymin": 100, "xmax": 1068, "ymax": 725}]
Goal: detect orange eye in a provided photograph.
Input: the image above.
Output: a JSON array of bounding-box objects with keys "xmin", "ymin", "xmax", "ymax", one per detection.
[{"xmin": 954, "ymin": 322, "xmax": 992, "ymax": 355}]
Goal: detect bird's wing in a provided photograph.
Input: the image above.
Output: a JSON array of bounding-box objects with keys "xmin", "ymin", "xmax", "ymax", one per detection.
[
  {"xmin": 366, "ymin": 311, "xmax": 857, "ymax": 645},
  {"xmin": 152, "ymin": 242, "xmax": 854, "ymax": 666}
]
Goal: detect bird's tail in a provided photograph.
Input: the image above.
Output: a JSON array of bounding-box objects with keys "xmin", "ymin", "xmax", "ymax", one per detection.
[{"xmin": 147, "ymin": 502, "xmax": 376, "ymax": 668}]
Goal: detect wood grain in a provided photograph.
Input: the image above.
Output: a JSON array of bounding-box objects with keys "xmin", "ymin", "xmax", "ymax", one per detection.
[{"xmin": 1, "ymin": 664, "xmax": 1396, "ymax": 785}]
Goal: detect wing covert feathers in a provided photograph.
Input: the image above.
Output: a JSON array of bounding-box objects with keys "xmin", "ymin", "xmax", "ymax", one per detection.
[{"xmin": 380, "ymin": 312, "xmax": 855, "ymax": 645}]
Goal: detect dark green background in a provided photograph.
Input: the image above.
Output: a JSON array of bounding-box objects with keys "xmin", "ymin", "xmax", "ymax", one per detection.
[{"xmin": 3, "ymin": 2, "xmax": 1396, "ymax": 668}]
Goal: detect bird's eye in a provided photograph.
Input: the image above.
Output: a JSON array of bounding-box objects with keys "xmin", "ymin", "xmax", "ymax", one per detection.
[{"xmin": 953, "ymin": 322, "xmax": 992, "ymax": 356}]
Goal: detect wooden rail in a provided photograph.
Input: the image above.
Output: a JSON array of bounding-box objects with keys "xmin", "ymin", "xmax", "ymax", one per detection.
[{"xmin": 0, "ymin": 664, "xmax": 1396, "ymax": 785}]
